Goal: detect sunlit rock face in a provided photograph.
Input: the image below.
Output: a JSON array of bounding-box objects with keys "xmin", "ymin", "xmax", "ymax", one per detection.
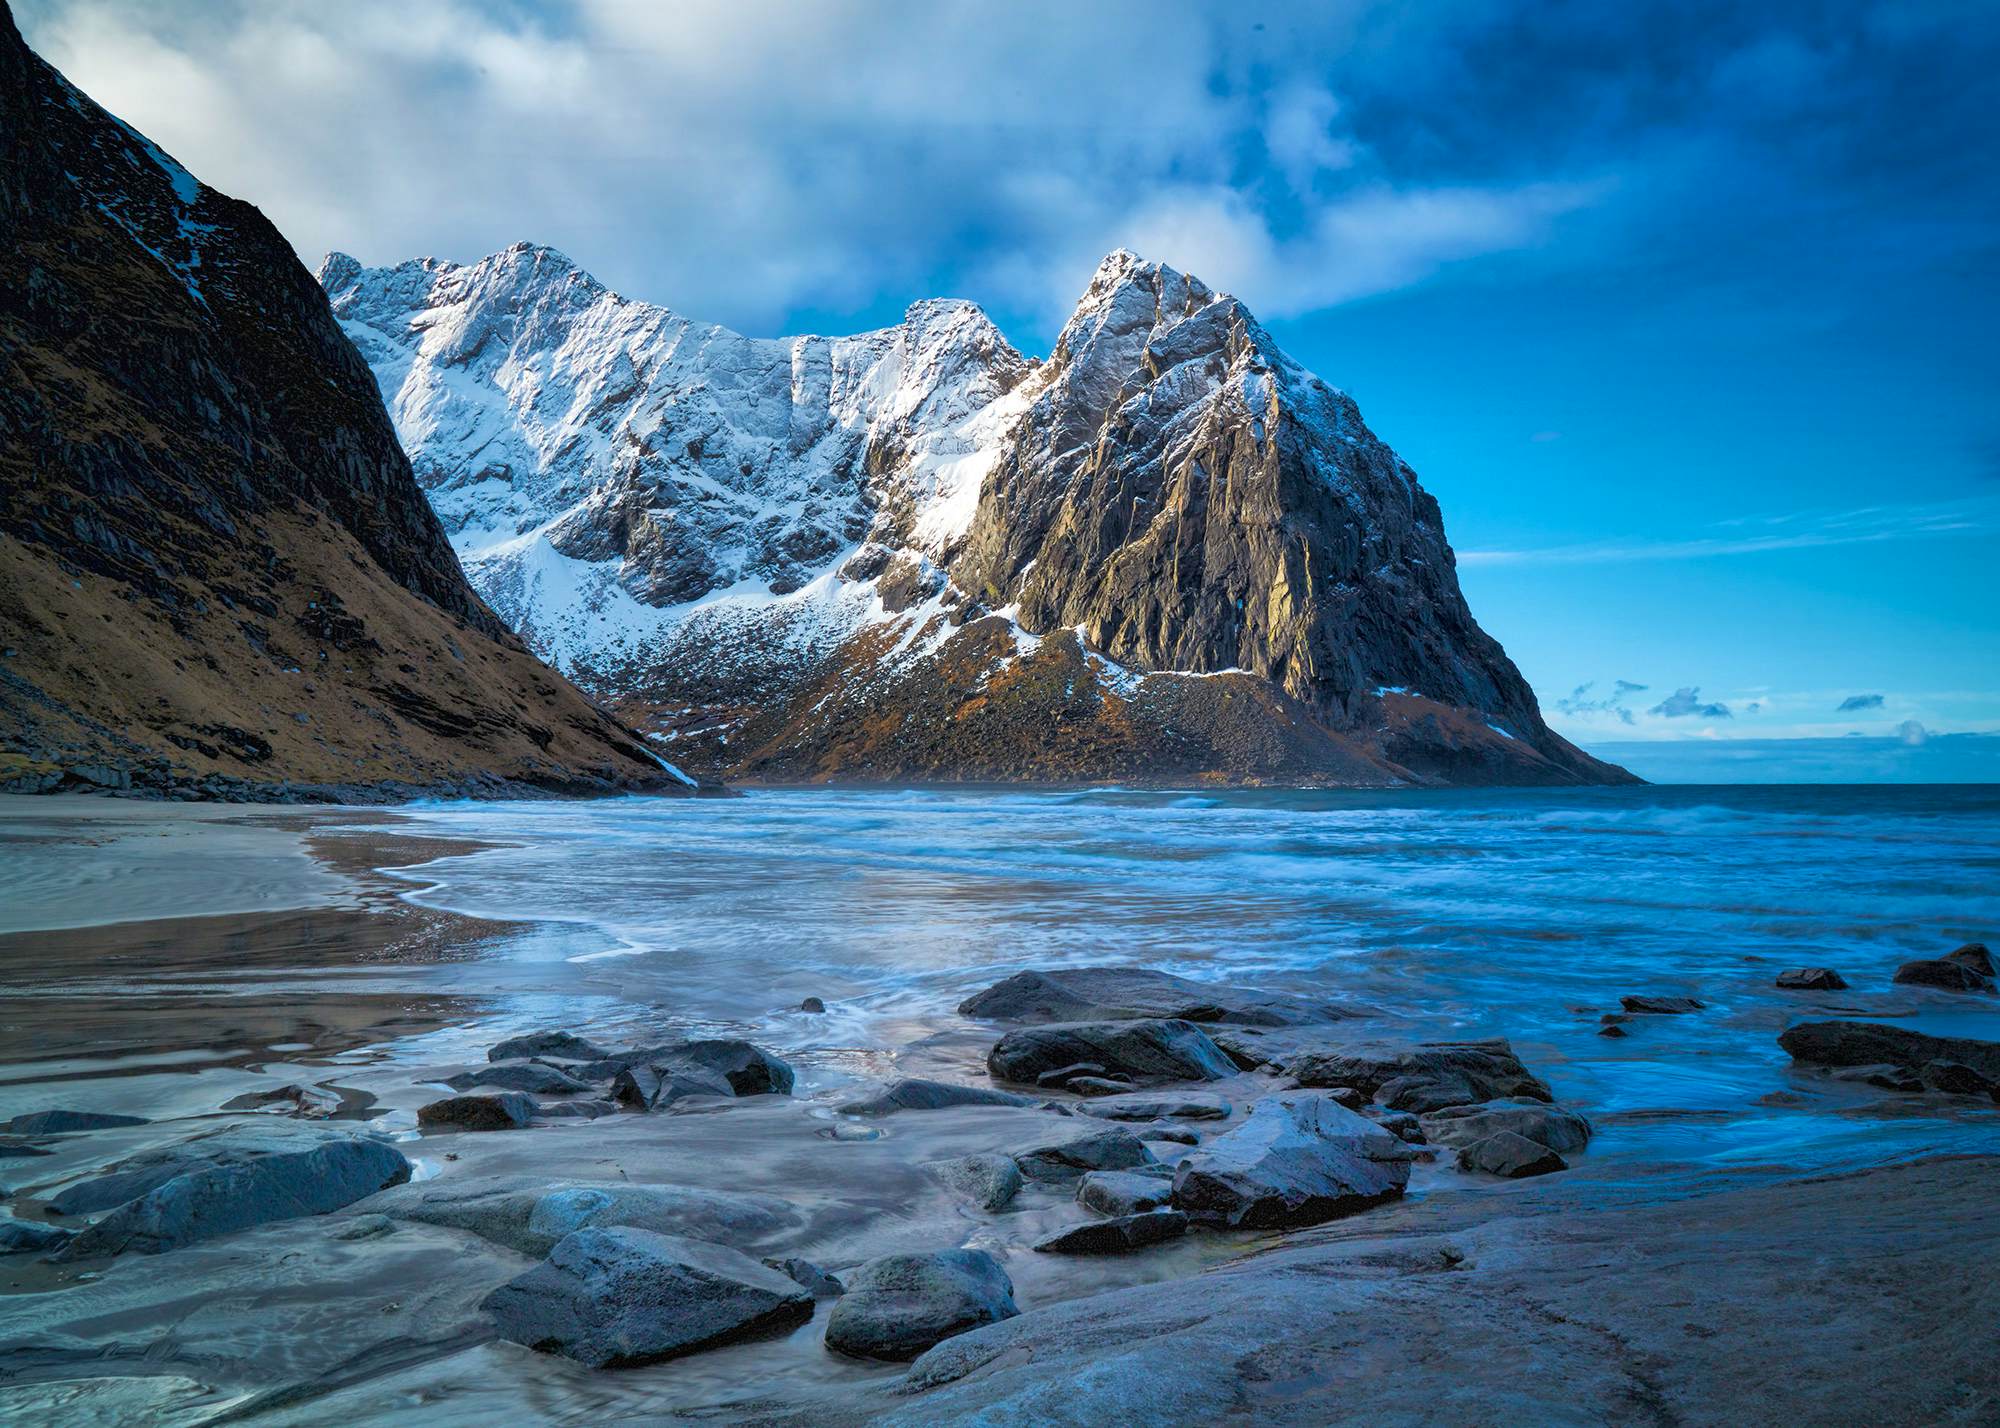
[{"xmin": 327, "ymin": 245, "xmax": 1632, "ymax": 788}]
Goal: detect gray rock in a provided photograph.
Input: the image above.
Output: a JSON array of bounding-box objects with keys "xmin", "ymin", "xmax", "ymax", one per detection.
[
  {"xmin": 1946, "ymin": 942, "xmax": 1995, "ymax": 978},
  {"xmin": 370, "ymin": 1177, "xmax": 802, "ymax": 1257},
  {"xmin": 1065, "ymin": 1076, "xmax": 1140, "ymax": 1097},
  {"xmin": 447, "ymin": 1063, "xmax": 592, "ymax": 1096},
  {"xmin": 1077, "ymin": 1169, "xmax": 1175, "ymax": 1217},
  {"xmin": 800, "ymin": 997, "xmax": 827, "ymax": 1013},
  {"xmin": 1368, "ymin": 1110, "xmax": 1426, "ymax": 1144},
  {"xmin": 1075, "ymin": 1091, "xmax": 1231, "ymax": 1122},
  {"xmin": 834, "ymin": 1079, "xmax": 1038, "ymax": 1116},
  {"xmin": 930, "ymin": 1153, "xmax": 1025, "ymax": 1212},
  {"xmin": 1420, "ymin": 1100, "xmax": 1592, "ymax": 1155},
  {"xmin": 1621, "ymin": 995, "xmax": 1706, "ymax": 1014},
  {"xmin": 1892, "ymin": 959, "xmax": 1994, "ymax": 993},
  {"xmin": 1286, "ymin": 1039, "xmax": 1552, "ymax": 1112},
  {"xmin": 1146, "ymin": 1127, "xmax": 1201, "ymax": 1147},
  {"xmin": 1832, "ymin": 1063, "xmax": 1923, "ymax": 1092},
  {"xmin": 576, "ymin": 1038, "xmax": 795, "ymax": 1095},
  {"xmin": 59, "ymin": 1127, "xmax": 411, "ymax": 1256},
  {"xmin": 483, "ymin": 1226, "xmax": 812, "ymax": 1368},
  {"xmin": 219, "ymin": 1083, "xmax": 342, "ymax": 1118},
  {"xmin": 1455, "ymin": 1130, "xmax": 1568, "ymax": 1179},
  {"xmin": 331, "ymin": 1213, "xmax": 398, "ymax": 1241},
  {"xmin": 0, "ymin": 1219, "xmax": 73, "ymax": 1254},
  {"xmin": 1779, "ymin": 1020, "xmax": 2000, "ymax": 1082},
  {"xmin": 1171, "ymin": 1093, "xmax": 1411, "ymax": 1229},
  {"xmin": 1034, "ymin": 1062, "xmax": 1111, "ymax": 1089},
  {"xmin": 536, "ymin": 1099, "xmax": 619, "ymax": 1119},
  {"xmin": 959, "ymin": 967, "xmax": 1351, "ymax": 1027},
  {"xmin": 416, "ymin": 1092, "xmax": 536, "ymax": 1131},
  {"xmin": 612, "ymin": 1062, "xmax": 734, "ymax": 1110},
  {"xmin": 5, "ymin": 1110, "xmax": 149, "ymax": 1135},
  {"xmin": 487, "ymin": 1030, "xmax": 613, "ymax": 1063},
  {"xmin": 1034, "ymin": 1210, "xmax": 1190, "ymax": 1255},
  {"xmin": 764, "ymin": 1256, "xmax": 845, "ymax": 1297},
  {"xmin": 0, "ymin": 1139, "xmax": 52, "ymax": 1160},
  {"xmin": 1011, "ymin": 1124, "xmax": 1156, "ymax": 1183},
  {"xmin": 1920, "ymin": 1060, "xmax": 1997, "ymax": 1097},
  {"xmin": 823, "ymin": 1249, "xmax": 1019, "ymax": 1361},
  {"xmin": 1775, "ymin": 968, "xmax": 1849, "ymax": 991},
  {"xmin": 989, "ymin": 1019, "xmax": 1237, "ymax": 1087}
]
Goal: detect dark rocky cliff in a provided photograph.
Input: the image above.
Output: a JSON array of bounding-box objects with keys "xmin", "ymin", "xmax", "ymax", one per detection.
[{"xmin": 0, "ymin": 3, "xmax": 687, "ymax": 799}]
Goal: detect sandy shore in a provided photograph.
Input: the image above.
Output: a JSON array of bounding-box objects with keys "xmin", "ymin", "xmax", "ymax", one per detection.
[{"xmin": 0, "ymin": 794, "xmax": 1995, "ymax": 1425}]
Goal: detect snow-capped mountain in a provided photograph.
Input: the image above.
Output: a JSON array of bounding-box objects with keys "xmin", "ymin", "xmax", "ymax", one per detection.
[{"xmin": 323, "ymin": 244, "xmax": 1631, "ymax": 786}]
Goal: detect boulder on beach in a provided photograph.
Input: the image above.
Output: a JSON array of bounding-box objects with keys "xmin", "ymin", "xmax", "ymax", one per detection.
[
  {"xmin": 487, "ymin": 1031, "xmax": 613, "ymax": 1064},
  {"xmin": 1455, "ymin": 1130, "xmax": 1569, "ymax": 1179},
  {"xmin": 448, "ymin": 1063, "xmax": 593, "ymax": 1096},
  {"xmin": 1946, "ymin": 943, "xmax": 1995, "ymax": 977},
  {"xmin": 417, "ymin": 1092, "xmax": 536, "ymax": 1131},
  {"xmin": 1892, "ymin": 959, "xmax": 1994, "ymax": 993},
  {"xmin": 1621, "ymin": 995, "xmax": 1706, "ymax": 1015},
  {"xmin": 57, "ymin": 1125, "xmax": 411, "ymax": 1256},
  {"xmin": 765, "ymin": 1256, "xmax": 845, "ymax": 1297},
  {"xmin": 1010, "ymin": 1124, "xmax": 1157, "ymax": 1183},
  {"xmin": 575, "ymin": 1039, "xmax": 796, "ymax": 1095},
  {"xmin": 988, "ymin": 1019, "xmax": 1237, "ymax": 1087},
  {"xmin": 0, "ymin": 1219, "xmax": 74, "ymax": 1254},
  {"xmin": 1420, "ymin": 1101, "xmax": 1592, "ymax": 1155},
  {"xmin": 1034, "ymin": 1209, "xmax": 1189, "ymax": 1255},
  {"xmin": 612, "ymin": 1062, "xmax": 734, "ymax": 1111},
  {"xmin": 219, "ymin": 1084, "xmax": 344, "ymax": 1118},
  {"xmin": 1779, "ymin": 1021, "xmax": 2000, "ymax": 1082},
  {"xmin": 1077, "ymin": 1169, "xmax": 1175, "ymax": 1217},
  {"xmin": 929, "ymin": 1153, "xmax": 1025, "ymax": 1212},
  {"xmin": 958, "ymin": 967, "xmax": 1351, "ymax": 1028},
  {"xmin": 483, "ymin": 1226, "xmax": 813, "ymax": 1369},
  {"xmin": 1776, "ymin": 968, "xmax": 1849, "ymax": 991},
  {"xmin": 823, "ymin": 1250, "xmax": 1019, "ymax": 1361},
  {"xmin": 1171, "ymin": 1092, "xmax": 1412, "ymax": 1230},
  {"xmin": 5, "ymin": 1110, "xmax": 149, "ymax": 1136},
  {"xmin": 1075, "ymin": 1092, "xmax": 1231, "ymax": 1122},
  {"xmin": 834, "ymin": 1079, "xmax": 1038, "ymax": 1116},
  {"xmin": 370, "ymin": 1176, "xmax": 803, "ymax": 1258},
  {"xmin": 1920, "ymin": 1060, "xmax": 1997, "ymax": 1098},
  {"xmin": 1285, "ymin": 1039, "xmax": 1552, "ymax": 1113}
]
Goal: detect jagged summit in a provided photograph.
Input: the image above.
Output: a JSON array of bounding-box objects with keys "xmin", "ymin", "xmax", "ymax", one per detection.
[{"xmin": 325, "ymin": 242, "xmax": 1632, "ymax": 788}]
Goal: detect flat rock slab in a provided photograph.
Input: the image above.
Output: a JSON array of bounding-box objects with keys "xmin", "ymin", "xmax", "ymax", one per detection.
[
  {"xmin": 6, "ymin": 1110, "xmax": 149, "ymax": 1135},
  {"xmin": 1779, "ymin": 1020, "xmax": 2000, "ymax": 1082},
  {"xmin": 488, "ymin": 1030, "xmax": 613, "ymax": 1063},
  {"xmin": 1286, "ymin": 1039, "xmax": 1552, "ymax": 1113},
  {"xmin": 1775, "ymin": 967, "xmax": 1848, "ymax": 991},
  {"xmin": 959, "ymin": 967, "xmax": 1353, "ymax": 1028},
  {"xmin": 1420, "ymin": 1100, "xmax": 1592, "ymax": 1154},
  {"xmin": 825, "ymin": 1250, "xmax": 1019, "ymax": 1362},
  {"xmin": 1620, "ymin": 995, "xmax": 1706, "ymax": 1015},
  {"xmin": 1010, "ymin": 1125, "xmax": 1156, "ymax": 1183},
  {"xmin": 573, "ymin": 1039, "xmax": 795, "ymax": 1094},
  {"xmin": 1172, "ymin": 1092, "xmax": 1411, "ymax": 1229},
  {"xmin": 417, "ymin": 1092, "xmax": 535, "ymax": 1131},
  {"xmin": 1035, "ymin": 1210, "xmax": 1189, "ymax": 1255},
  {"xmin": 1077, "ymin": 1169, "xmax": 1175, "ymax": 1217},
  {"xmin": 370, "ymin": 1177, "xmax": 802, "ymax": 1258},
  {"xmin": 835, "ymin": 1079, "xmax": 1039, "ymax": 1116},
  {"xmin": 483, "ymin": 1226, "xmax": 812, "ymax": 1368},
  {"xmin": 989, "ymin": 1019, "xmax": 1237, "ymax": 1087},
  {"xmin": 58, "ymin": 1126, "xmax": 411, "ymax": 1256},
  {"xmin": 1076, "ymin": 1092, "xmax": 1232, "ymax": 1122}
]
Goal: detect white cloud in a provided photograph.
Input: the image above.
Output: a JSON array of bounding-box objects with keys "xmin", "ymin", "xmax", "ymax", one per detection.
[{"xmin": 1461, "ymin": 498, "xmax": 2000, "ymax": 566}]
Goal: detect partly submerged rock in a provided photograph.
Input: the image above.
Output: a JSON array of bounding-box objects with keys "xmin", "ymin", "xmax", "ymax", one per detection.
[
  {"xmin": 1455, "ymin": 1130, "xmax": 1568, "ymax": 1179},
  {"xmin": 370, "ymin": 1176, "xmax": 802, "ymax": 1258},
  {"xmin": 800, "ymin": 997, "xmax": 827, "ymax": 1014},
  {"xmin": 1286, "ymin": 1039, "xmax": 1552, "ymax": 1113},
  {"xmin": 1034, "ymin": 1210, "xmax": 1189, "ymax": 1255},
  {"xmin": 1620, "ymin": 995, "xmax": 1706, "ymax": 1015},
  {"xmin": 1920, "ymin": 1060, "xmax": 1997, "ymax": 1097},
  {"xmin": 483, "ymin": 1226, "xmax": 812, "ymax": 1368},
  {"xmin": 1779, "ymin": 1020, "xmax": 2000, "ymax": 1082},
  {"xmin": 1946, "ymin": 943, "xmax": 1995, "ymax": 978},
  {"xmin": 447, "ymin": 1063, "xmax": 593, "ymax": 1096},
  {"xmin": 1010, "ymin": 1124, "xmax": 1157, "ymax": 1183},
  {"xmin": 824, "ymin": 1250, "xmax": 1019, "ymax": 1361},
  {"xmin": 1420, "ymin": 1101, "xmax": 1592, "ymax": 1155},
  {"xmin": 417, "ymin": 1092, "xmax": 536, "ymax": 1131},
  {"xmin": 835, "ymin": 1079, "xmax": 1038, "ymax": 1116},
  {"xmin": 930, "ymin": 1153, "xmax": 1025, "ymax": 1212},
  {"xmin": 1892, "ymin": 959, "xmax": 1994, "ymax": 993},
  {"xmin": 765, "ymin": 1256, "xmax": 845, "ymax": 1298},
  {"xmin": 58, "ymin": 1126, "xmax": 411, "ymax": 1256},
  {"xmin": 487, "ymin": 1030, "xmax": 613, "ymax": 1064},
  {"xmin": 1776, "ymin": 968, "xmax": 1849, "ymax": 991},
  {"xmin": 1075, "ymin": 1091, "xmax": 1231, "ymax": 1122},
  {"xmin": 575, "ymin": 1039, "xmax": 795, "ymax": 1095},
  {"xmin": 0, "ymin": 1219, "xmax": 73, "ymax": 1254},
  {"xmin": 989, "ymin": 1020, "xmax": 1237, "ymax": 1087},
  {"xmin": 219, "ymin": 1084, "xmax": 344, "ymax": 1118},
  {"xmin": 612, "ymin": 1062, "xmax": 734, "ymax": 1110},
  {"xmin": 959, "ymin": 967, "xmax": 1350, "ymax": 1027},
  {"xmin": 1034, "ymin": 1062, "xmax": 1116, "ymax": 1089},
  {"xmin": 1171, "ymin": 1093, "xmax": 1411, "ymax": 1229},
  {"xmin": 5, "ymin": 1110, "xmax": 148, "ymax": 1135},
  {"xmin": 1077, "ymin": 1169, "xmax": 1175, "ymax": 1217}
]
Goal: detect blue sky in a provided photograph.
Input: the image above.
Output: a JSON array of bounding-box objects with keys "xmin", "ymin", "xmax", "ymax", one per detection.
[{"xmin": 23, "ymin": 0, "xmax": 1997, "ymax": 779}]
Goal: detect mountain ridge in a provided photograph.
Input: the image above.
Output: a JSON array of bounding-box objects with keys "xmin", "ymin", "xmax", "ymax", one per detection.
[{"xmin": 325, "ymin": 241, "xmax": 1633, "ymax": 788}]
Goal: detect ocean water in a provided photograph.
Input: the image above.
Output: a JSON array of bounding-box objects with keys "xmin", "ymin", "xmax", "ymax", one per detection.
[{"xmin": 383, "ymin": 783, "xmax": 2000, "ymax": 1177}]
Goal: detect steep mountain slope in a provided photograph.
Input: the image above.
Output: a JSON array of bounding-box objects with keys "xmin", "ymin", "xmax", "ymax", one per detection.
[
  {"xmin": 0, "ymin": 4, "xmax": 688, "ymax": 800},
  {"xmin": 327, "ymin": 248, "xmax": 1632, "ymax": 787}
]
